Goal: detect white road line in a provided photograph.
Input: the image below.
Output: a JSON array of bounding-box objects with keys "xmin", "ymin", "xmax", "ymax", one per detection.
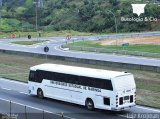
[
  {"xmin": 55, "ymin": 45, "xmax": 73, "ymax": 53},
  {"xmin": 19, "ymin": 92, "xmax": 28, "ymax": 95},
  {"xmin": 0, "ymin": 97, "xmax": 10, "ymax": 102},
  {"xmin": 1, "ymin": 87, "xmax": 11, "ymax": 91},
  {"xmin": 0, "ymin": 97, "xmax": 76, "ymax": 119},
  {"xmin": 136, "ymin": 106, "xmax": 160, "ymax": 113},
  {"xmin": 118, "ymin": 114, "xmax": 128, "ymax": 118},
  {"xmin": 0, "ymin": 87, "xmax": 28, "ymax": 95},
  {"xmin": 0, "ymin": 78, "xmax": 27, "ymax": 86}
]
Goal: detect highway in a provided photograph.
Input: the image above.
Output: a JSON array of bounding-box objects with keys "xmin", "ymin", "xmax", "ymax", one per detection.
[
  {"xmin": 0, "ymin": 78, "xmax": 160, "ymax": 119},
  {"xmin": 0, "ymin": 32, "xmax": 160, "ymax": 67},
  {"xmin": 0, "ymin": 32, "xmax": 160, "ymax": 119}
]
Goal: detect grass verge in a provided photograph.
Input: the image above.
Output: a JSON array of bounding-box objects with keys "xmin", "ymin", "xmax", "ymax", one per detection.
[
  {"xmin": 12, "ymin": 40, "xmax": 48, "ymax": 45},
  {"xmin": 0, "ymin": 53, "xmax": 159, "ymax": 108},
  {"xmin": 67, "ymin": 40, "xmax": 160, "ymax": 54}
]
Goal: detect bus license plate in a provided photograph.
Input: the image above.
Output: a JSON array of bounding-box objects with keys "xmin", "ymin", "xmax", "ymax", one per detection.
[{"xmin": 124, "ymin": 96, "xmax": 129, "ymax": 100}]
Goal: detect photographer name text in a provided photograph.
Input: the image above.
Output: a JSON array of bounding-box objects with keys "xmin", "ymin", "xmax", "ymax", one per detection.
[{"xmin": 121, "ymin": 17, "xmax": 158, "ymax": 22}]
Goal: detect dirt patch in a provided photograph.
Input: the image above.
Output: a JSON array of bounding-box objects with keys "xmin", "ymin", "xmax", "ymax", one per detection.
[{"xmin": 95, "ymin": 36, "xmax": 160, "ymax": 46}]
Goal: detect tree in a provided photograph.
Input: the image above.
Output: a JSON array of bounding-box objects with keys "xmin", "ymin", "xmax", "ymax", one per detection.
[{"xmin": 25, "ymin": 0, "xmax": 33, "ymax": 8}]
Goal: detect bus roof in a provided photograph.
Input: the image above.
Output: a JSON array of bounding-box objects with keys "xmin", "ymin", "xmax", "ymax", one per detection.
[{"xmin": 30, "ymin": 63, "xmax": 132, "ymax": 80}]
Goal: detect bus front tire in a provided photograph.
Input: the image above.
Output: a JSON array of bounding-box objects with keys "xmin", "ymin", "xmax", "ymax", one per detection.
[
  {"xmin": 85, "ymin": 98, "xmax": 94, "ymax": 111},
  {"xmin": 37, "ymin": 88, "xmax": 44, "ymax": 99}
]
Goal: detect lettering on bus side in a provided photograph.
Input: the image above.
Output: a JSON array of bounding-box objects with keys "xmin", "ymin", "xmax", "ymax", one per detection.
[
  {"xmin": 50, "ymin": 80, "xmax": 101, "ymax": 92},
  {"xmin": 50, "ymin": 80, "xmax": 67, "ymax": 86},
  {"xmin": 69, "ymin": 84, "xmax": 82, "ymax": 89},
  {"xmin": 88, "ymin": 87, "xmax": 101, "ymax": 92}
]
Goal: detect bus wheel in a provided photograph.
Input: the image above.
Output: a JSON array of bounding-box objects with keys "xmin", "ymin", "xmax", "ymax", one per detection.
[
  {"xmin": 37, "ymin": 88, "xmax": 44, "ymax": 99},
  {"xmin": 85, "ymin": 98, "xmax": 94, "ymax": 110}
]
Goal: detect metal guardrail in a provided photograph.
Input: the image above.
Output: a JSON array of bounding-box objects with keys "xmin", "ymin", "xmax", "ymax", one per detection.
[
  {"xmin": 63, "ymin": 32, "xmax": 160, "ymax": 42},
  {"xmin": 62, "ymin": 45, "xmax": 160, "ymax": 58},
  {"xmin": 90, "ymin": 32, "xmax": 160, "ymax": 40},
  {"xmin": 0, "ymin": 98, "xmax": 67, "ymax": 119}
]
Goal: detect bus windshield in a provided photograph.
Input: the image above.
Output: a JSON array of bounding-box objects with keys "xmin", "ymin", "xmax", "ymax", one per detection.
[{"xmin": 29, "ymin": 71, "xmax": 36, "ymax": 82}]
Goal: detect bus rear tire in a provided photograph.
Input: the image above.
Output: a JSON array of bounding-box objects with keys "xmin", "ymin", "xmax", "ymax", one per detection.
[
  {"xmin": 85, "ymin": 98, "xmax": 94, "ymax": 111},
  {"xmin": 37, "ymin": 88, "xmax": 44, "ymax": 99}
]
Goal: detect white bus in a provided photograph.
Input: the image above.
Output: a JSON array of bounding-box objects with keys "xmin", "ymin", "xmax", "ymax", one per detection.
[{"xmin": 28, "ymin": 63, "xmax": 136, "ymax": 111}]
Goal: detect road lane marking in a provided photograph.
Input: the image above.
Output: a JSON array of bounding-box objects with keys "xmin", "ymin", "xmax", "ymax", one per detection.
[
  {"xmin": 0, "ymin": 97, "xmax": 76, "ymax": 119},
  {"xmin": 55, "ymin": 45, "xmax": 75, "ymax": 53},
  {"xmin": 118, "ymin": 114, "xmax": 128, "ymax": 118},
  {"xmin": 0, "ymin": 97, "xmax": 10, "ymax": 102},
  {"xmin": 0, "ymin": 78, "xmax": 27, "ymax": 86},
  {"xmin": 0, "ymin": 87, "xmax": 28, "ymax": 95},
  {"xmin": 19, "ymin": 92, "xmax": 28, "ymax": 95},
  {"xmin": 136, "ymin": 106, "xmax": 160, "ymax": 113},
  {"xmin": 1, "ymin": 87, "xmax": 11, "ymax": 91}
]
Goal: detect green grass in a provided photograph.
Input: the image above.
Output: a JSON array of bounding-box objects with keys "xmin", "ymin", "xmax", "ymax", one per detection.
[
  {"xmin": 68, "ymin": 41, "xmax": 160, "ymax": 54},
  {"xmin": 136, "ymin": 80, "xmax": 160, "ymax": 93},
  {"xmin": 105, "ymin": 45, "xmax": 160, "ymax": 53},
  {"xmin": 12, "ymin": 40, "xmax": 48, "ymax": 45}
]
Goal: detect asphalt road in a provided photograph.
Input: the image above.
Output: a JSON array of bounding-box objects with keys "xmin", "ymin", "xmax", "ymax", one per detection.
[
  {"xmin": 0, "ymin": 32, "xmax": 160, "ymax": 118},
  {"xmin": 0, "ymin": 78, "xmax": 160, "ymax": 119},
  {"xmin": 0, "ymin": 32, "xmax": 160, "ymax": 67}
]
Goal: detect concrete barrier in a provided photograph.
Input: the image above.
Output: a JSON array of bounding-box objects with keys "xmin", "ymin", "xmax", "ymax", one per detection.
[{"xmin": 0, "ymin": 49, "xmax": 159, "ymax": 73}]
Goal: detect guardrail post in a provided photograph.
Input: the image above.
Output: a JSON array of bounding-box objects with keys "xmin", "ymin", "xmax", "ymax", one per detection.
[
  {"xmin": 43, "ymin": 110, "xmax": 44, "ymax": 119},
  {"xmin": 10, "ymin": 101, "xmax": 11, "ymax": 117},
  {"xmin": 61, "ymin": 112, "xmax": 64, "ymax": 119},
  {"xmin": 25, "ymin": 106, "xmax": 27, "ymax": 119}
]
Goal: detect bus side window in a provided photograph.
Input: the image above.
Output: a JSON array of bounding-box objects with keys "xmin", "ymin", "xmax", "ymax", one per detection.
[
  {"xmin": 67, "ymin": 74, "xmax": 78, "ymax": 84},
  {"xmin": 104, "ymin": 80, "xmax": 113, "ymax": 91},
  {"xmin": 35, "ymin": 70, "xmax": 54, "ymax": 82},
  {"xmin": 36, "ymin": 70, "xmax": 46, "ymax": 83},
  {"xmin": 36, "ymin": 70, "xmax": 42, "ymax": 82},
  {"xmin": 54, "ymin": 72, "xmax": 65, "ymax": 82}
]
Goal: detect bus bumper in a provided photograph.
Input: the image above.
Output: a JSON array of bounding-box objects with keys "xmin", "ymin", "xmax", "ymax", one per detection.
[{"xmin": 111, "ymin": 104, "xmax": 136, "ymax": 111}]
